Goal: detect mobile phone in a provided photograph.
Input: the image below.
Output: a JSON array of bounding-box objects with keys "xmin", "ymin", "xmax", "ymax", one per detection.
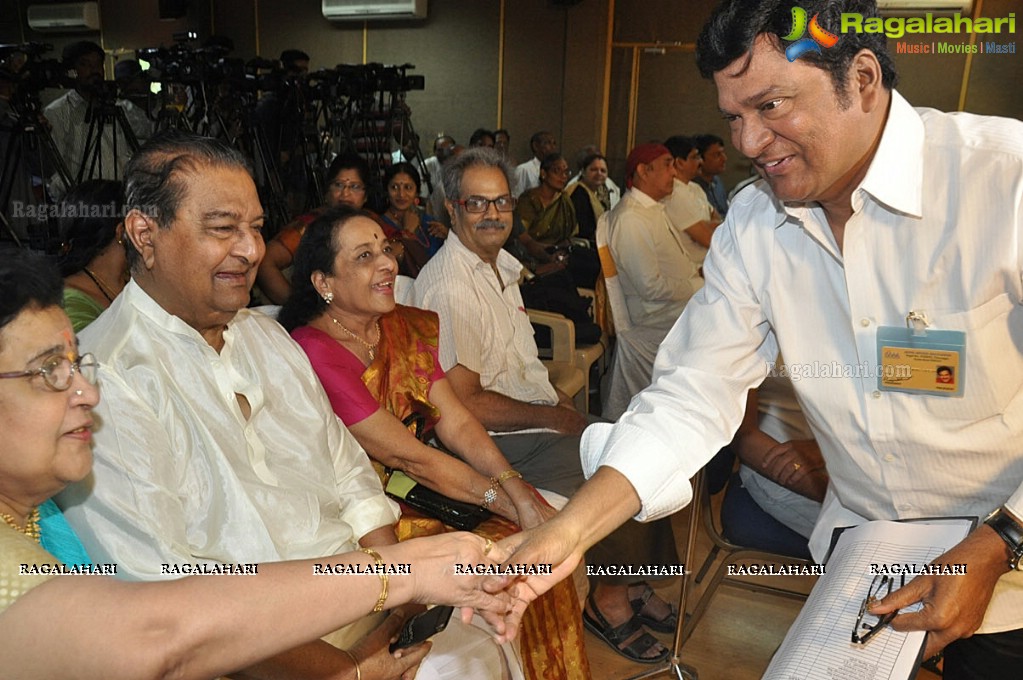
[{"xmin": 389, "ymin": 605, "xmax": 454, "ymax": 652}]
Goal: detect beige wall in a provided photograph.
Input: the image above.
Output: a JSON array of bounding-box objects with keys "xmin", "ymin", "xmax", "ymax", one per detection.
[{"xmin": 4, "ymin": 0, "xmax": 1020, "ymax": 188}]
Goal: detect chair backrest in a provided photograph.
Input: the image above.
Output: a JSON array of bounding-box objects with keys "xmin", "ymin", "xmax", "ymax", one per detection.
[{"xmin": 595, "ymin": 211, "xmax": 632, "ymax": 333}]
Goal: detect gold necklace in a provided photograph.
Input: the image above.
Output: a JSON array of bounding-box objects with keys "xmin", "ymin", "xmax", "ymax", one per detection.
[
  {"xmin": 1, "ymin": 507, "xmax": 41, "ymax": 543},
  {"xmin": 330, "ymin": 316, "xmax": 380, "ymax": 361}
]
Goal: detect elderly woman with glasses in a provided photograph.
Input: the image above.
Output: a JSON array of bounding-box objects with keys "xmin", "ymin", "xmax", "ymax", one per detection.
[
  {"xmin": 278, "ymin": 207, "xmax": 592, "ymax": 679},
  {"xmin": 514, "ymin": 153, "xmax": 600, "ymax": 289},
  {"xmin": 257, "ymin": 154, "xmax": 383, "ymax": 304},
  {"xmin": 0, "ymin": 250, "xmax": 519, "ymax": 679}
]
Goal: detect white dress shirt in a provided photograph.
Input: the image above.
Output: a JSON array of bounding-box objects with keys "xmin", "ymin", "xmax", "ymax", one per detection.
[
  {"xmin": 60, "ymin": 280, "xmax": 398, "ymax": 579},
  {"xmin": 413, "ymin": 230, "xmax": 559, "ymax": 408},
  {"xmin": 513, "ymin": 157, "xmax": 541, "ymax": 197},
  {"xmin": 663, "ymin": 178, "xmax": 714, "ymax": 265},
  {"xmin": 582, "ymin": 91, "xmax": 1023, "ymax": 632}
]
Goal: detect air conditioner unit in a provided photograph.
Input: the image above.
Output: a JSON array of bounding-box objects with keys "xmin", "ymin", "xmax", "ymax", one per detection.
[
  {"xmin": 322, "ymin": 0, "xmax": 427, "ymax": 22},
  {"xmin": 27, "ymin": 2, "xmax": 101, "ymax": 32},
  {"xmin": 877, "ymin": 0, "xmax": 974, "ymax": 13}
]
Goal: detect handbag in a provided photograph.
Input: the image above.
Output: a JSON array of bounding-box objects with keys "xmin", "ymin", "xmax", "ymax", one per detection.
[{"xmin": 384, "ymin": 413, "xmax": 492, "ymax": 531}]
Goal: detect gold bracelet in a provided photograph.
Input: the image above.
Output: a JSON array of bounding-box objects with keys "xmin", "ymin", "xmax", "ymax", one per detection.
[
  {"xmin": 494, "ymin": 469, "xmax": 523, "ymax": 485},
  {"xmin": 359, "ymin": 547, "xmax": 388, "ymax": 612},
  {"xmin": 341, "ymin": 648, "xmax": 362, "ymax": 680}
]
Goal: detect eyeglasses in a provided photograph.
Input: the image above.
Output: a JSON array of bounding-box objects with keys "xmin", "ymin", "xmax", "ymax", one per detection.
[
  {"xmin": 0, "ymin": 352, "xmax": 99, "ymax": 392},
  {"xmin": 330, "ymin": 181, "xmax": 366, "ymax": 194},
  {"xmin": 452, "ymin": 195, "xmax": 517, "ymax": 213},
  {"xmin": 851, "ymin": 573, "xmax": 904, "ymax": 644}
]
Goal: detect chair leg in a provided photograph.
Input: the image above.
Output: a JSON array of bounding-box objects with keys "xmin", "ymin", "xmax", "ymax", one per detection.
[{"xmin": 694, "ymin": 546, "xmax": 721, "ymax": 585}]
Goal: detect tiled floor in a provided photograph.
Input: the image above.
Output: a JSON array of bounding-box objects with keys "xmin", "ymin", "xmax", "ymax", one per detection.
[{"xmin": 581, "ymin": 504, "xmax": 943, "ymax": 680}]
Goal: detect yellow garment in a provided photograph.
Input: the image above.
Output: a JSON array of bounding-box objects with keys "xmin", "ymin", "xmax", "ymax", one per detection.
[
  {"xmin": 365, "ymin": 306, "xmax": 592, "ymax": 680},
  {"xmin": 0, "ymin": 525, "xmax": 56, "ymax": 614}
]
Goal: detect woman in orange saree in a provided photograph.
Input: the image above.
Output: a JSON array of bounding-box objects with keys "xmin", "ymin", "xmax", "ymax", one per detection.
[{"xmin": 280, "ymin": 206, "xmax": 591, "ymax": 680}]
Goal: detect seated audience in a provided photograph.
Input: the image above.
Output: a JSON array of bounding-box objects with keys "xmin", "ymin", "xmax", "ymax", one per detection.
[
  {"xmin": 57, "ymin": 180, "xmax": 128, "ymax": 331},
  {"xmin": 516, "ymin": 153, "xmax": 599, "ymax": 288},
  {"xmin": 494, "ymin": 128, "xmax": 512, "ymax": 161},
  {"xmin": 662, "ymin": 135, "xmax": 721, "ymax": 268},
  {"xmin": 469, "ymin": 128, "xmax": 496, "ymax": 148},
  {"xmin": 58, "ymin": 130, "xmax": 512, "ymax": 679},
  {"xmin": 279, "ymin": 207, "xmax": 591, "ymax": 679},
  {"xmin": 415, "ymin": 147, "xmax": 680, "ymax": 664},
  {"xmin": 381, "ymin": 161, "xmax": 447, "ymax": 278},
  {"xmin": 566, "ymin": 150, "xmax": 611, "ymax": 243},
  {"xmin": 692, "ymin": 133, "xmax": 730, "ymax": 217},
  {"xmin": 0, "ymin": 251, "xmax": 513, "ymax": 680},
  {"xmin": 602, "ymin": 143, "xmax": 703, "ymax": 421},
  {"xmin": 256, "ymin": 153, "xmax": 377, "ymax": 304}
]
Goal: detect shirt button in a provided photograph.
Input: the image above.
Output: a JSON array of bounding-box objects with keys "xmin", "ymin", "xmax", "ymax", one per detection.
[
  {"xmin": 872, "ymin": 390, "xmax": 881, "ymax": 399},
  {"xmin": 884, "ymin": 454, "xmax": 895, "ymax": 462},
  {"xmin": 860, "ymin": 318, "xmax": 870, "ymax": 327}
]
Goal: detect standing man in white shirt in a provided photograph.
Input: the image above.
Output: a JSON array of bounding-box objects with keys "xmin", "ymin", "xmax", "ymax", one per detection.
[
  {"xmin": 499, "ymin": 1, "xmax": 1023, "ymax": 677},
  {"xmin": 662, "ymin": 135, "xmax": 722, "ymax": 268}
]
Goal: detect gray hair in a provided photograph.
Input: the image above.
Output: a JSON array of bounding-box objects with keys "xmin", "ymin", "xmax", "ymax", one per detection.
[{"xmin": 441, "ymin": 146, "xmax": 514, "ymax": 204}]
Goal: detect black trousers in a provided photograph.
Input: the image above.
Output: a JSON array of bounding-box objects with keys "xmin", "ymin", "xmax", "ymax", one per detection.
[{"xmin": 942, "ymin": 627, "xmax": 1023, "ymax": 679}]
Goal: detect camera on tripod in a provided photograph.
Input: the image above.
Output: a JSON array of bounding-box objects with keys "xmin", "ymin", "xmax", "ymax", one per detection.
[{"xmin": 0, "ymin": 43, "xmax": 73, "ymax": 95}]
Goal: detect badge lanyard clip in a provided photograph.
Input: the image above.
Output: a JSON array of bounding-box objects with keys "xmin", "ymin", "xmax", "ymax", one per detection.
[{"xmin": 905, "ymin": 310, "xmax": 930, "ymax": 337}]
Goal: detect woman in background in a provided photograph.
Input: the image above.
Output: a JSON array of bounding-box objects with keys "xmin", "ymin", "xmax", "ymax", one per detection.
[
  {"xmin": 58, "ymin": 180, "xmax": 127, "ymax": 331},
  {"xmin": 380, "ymin": 162, "xmax": 446, "ymax": 278}
]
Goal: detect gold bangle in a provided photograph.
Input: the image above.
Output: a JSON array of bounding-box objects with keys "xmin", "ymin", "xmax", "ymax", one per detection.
[
  {"xmin": 341, "ymin": 648, "xmax": 362, "ymax": 680},
  {"xmin": 359, "ymin": 547, "xmax": 388, "ymax": 612},
  {"xmin": 494, "ymin": 469, "xmax": 523, "ymax": 485}
]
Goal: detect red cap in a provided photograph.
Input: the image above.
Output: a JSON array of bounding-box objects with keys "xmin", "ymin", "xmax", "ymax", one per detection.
[{"xmin": 625, "ymin": 143, "xmax": 672, "ymax": 189}]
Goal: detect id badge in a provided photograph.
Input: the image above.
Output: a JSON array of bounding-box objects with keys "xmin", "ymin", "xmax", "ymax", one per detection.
[{"xmin": 876, "ymin": 312, "xmax": 965, "ymax": 397}]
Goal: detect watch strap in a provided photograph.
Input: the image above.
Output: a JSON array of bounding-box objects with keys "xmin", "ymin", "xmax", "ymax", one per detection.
[{"xmin": 984, "ymin": 508, "xmax": 1023, "ymax": 570}]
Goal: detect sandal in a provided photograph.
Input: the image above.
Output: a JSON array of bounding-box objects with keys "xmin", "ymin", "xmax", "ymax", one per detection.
[
  {"xmin": 583, "ymin": 592, "xmax": 670, "ymax": 664},
  {"xmin": 629, "ymin": 583, "xmax": 679, "ymax": 634}
]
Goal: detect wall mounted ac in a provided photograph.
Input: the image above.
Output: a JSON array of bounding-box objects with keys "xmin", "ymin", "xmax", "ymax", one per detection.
[
  {"xmin": 27, "ymin": 2, "xmax": 101, "ymax": 32},
  {"xmin": 877, "ymin": 0, "xmax": 974, "ymax": 13},
  {"xmin": 322, "ymin": 0, "xmax": 427, "ymax": 22}
]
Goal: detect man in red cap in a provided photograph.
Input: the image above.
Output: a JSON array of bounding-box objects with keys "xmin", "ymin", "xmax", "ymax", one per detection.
[{"xmin": 602, "ymin": 143, "xmax": 703, "ymax": 421}]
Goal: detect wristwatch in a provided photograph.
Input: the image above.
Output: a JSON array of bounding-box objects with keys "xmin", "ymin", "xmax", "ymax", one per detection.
[{"xmin": 984, "ymin": 508, "xmax": 1023, "ymax": 570}]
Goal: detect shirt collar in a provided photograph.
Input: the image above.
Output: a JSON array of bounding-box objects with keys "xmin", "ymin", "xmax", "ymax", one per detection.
[
  {"xmin": 777, "ymin": 89, "xmax": 924, "ymax": 225},
  {"xmin": 123, "ymin": 278, "xmax": 237, "ymax": 351},
  {"xmin": 629, "ymin": 186, "xmax": 664, "ymax": 208},
  {"xmin": 445, "ymin": 229, "xmax": 523, "ymax": 284},
  {"xmin": 854, "ymin": 90, "xmax": 924, "ymax": 218}
]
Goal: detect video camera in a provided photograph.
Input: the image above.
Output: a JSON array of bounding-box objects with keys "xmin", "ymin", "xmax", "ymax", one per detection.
[{"xmin": 0, "ymin": 42, "xmax": 73, "ymax": 93}]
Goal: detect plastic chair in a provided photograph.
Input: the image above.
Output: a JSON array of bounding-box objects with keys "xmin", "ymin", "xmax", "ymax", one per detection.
[{"xmin": 682, "ymin": 446, "xmax": 815, "ymax": 644}]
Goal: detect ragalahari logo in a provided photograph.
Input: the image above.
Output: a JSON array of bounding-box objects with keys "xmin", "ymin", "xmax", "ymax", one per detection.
[{"xmin": 783, "ymin": 6, "xmax": 840, "ymax": 61}]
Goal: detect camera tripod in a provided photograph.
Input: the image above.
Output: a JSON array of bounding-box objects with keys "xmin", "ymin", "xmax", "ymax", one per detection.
[
  {"xmin": 76, "ymin": 95, "xmax": 140, "ymax": 185},
  {"xmin": 0, "ymin": 98, "xmax": 72, "ymax": 248}
]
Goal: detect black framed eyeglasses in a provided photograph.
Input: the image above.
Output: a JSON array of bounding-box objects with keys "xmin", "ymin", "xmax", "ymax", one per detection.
[
  {"xmin": 452, "ymin": 195, "xmax": 517, "ymax": 213},
  {"xmin": 0, "ymin": 352, "xmax": 99, "ymax": 392},
  {"xmin": 852, "ymin": 573, "xmax": 905, "ymax": 644}
]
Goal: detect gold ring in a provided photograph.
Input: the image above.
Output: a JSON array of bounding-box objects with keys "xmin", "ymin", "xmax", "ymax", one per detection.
[
  {"xmin": 793, "ymin": 463, "xmax": 802, "ymax": 471},
  {"xmin": 483, "ymin": 538, "xmax": 494, "ymax": 556}
]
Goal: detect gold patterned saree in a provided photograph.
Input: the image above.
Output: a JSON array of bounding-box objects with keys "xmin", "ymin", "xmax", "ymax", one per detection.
[{"xmin": 362, "ymin": 305, "xmax": 591, "ymax": 680}]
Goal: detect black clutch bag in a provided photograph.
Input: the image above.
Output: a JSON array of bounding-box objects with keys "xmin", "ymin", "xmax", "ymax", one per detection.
[
  {"xmin": 383, "ymin": 412, "xmax": 492, "ymax": 531},
  {"xmin": 386, "ymin": 470, "xmax": 491, "ymax": 531}
]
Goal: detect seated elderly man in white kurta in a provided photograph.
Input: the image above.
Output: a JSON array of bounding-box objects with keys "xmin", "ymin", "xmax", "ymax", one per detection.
[{"xmin": 57, "ymin": 131, "xmax": 514, "ymax": 680}]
